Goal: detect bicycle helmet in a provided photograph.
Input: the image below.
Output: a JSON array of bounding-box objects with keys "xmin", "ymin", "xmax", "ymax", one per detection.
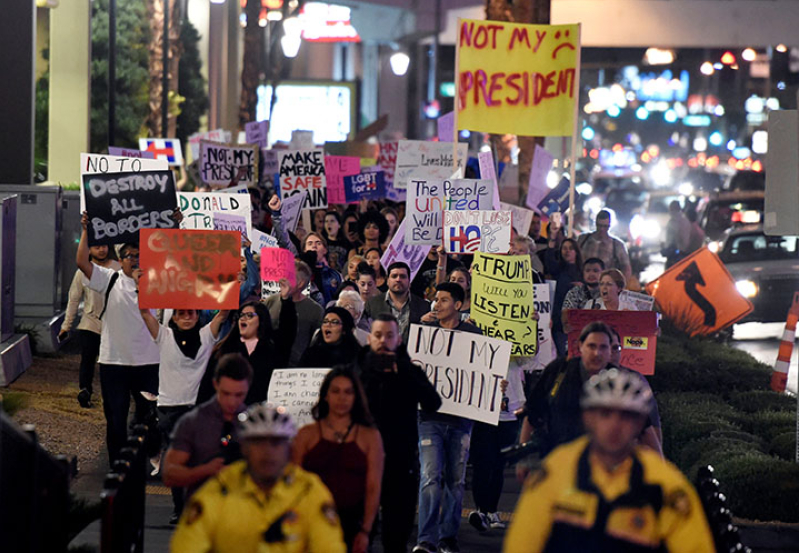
[
  {"xmin": 581, "ymin": 368, "xmax": 654, "ymax": 415},
  {"xmin": 237, "ymin": 403, "xmax": 297, "ymax": 440}
]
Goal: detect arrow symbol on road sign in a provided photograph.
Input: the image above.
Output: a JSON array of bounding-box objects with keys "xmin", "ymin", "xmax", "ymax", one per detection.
[{"xmin": 676, "ymin": 261, "xmax": 716, "ymax": 327}]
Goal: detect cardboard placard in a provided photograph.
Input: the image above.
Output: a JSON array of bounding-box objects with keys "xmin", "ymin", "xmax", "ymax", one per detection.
[
  {"xmin": 108, "ymin": 147, "xmax": 155, "ymax": 159},
  {"xmin": 245, "ymin": 120, "xmax": 270, "ymax": 150},
  {"xmin": 537, "ymin": 175, "xmax": 571, "ymax": 217},
  {"xmin": 138, "ymin": 229, "xmax": 240, "ymax": 309},
  {"xmin": 457, "ymin": 20, "xmax": 580, "ymax": 137},
  {"xmin": 178, "ymin": 192, "xmax": 252, "ymax": 238},
  {"xmin": 500, "ymin": 202, "xmax": 536, "ymax": 235},
  {"xmin": 199, "ymin": 141, "xmax": 259, "ymax": 187},
  {"xmin": 277, "ymin": 149, "xmax": 328, "ymax": 209},
  {"xmin": 139, "ymin": 138, "xmax": 184, "ymax": 166},
  {"xmin": 324, "ymin": 155, "xmax": 361, "ymax": 205},
  {"xmin": 470, "ymin": 253, "xmax": 537, "ymax": 356},
  {"xmin": 618, "ymin": 290, "xmax": 655, "ymax": 311},
  {"xmin": 408, "ymin": 324, "xmax": 511, "ymax": 425},
  {"xmin": 213, "ymin": 212, "xmax": 248, "ymax": 240},
  {"xmin": 526, "ymin": 144, "xmax": 554, "ymax": 210},
  {"xmin": 189, "ymin": 128, "xmax": 230, "ymax": 160},
  {"xmin": 644, "ymin": 248, "xmax": 753, "ymax": 336},
  {"xmin": 250, "ymin": 228, "xmax": 278, "ymax": 254},
  {"xmin": 566, "ymin": 310, "xmax": 659, "ymax": 375},
  {"xmin": 477, "ymin": 150, "xmax": 501, "ymax": 210},
  {"xmin": 80, "ymin": 153, "xmax": 169, "ymax": 212},
  {"xmin": 533, "ymin": 282, "xmax": 557, "ymax": 367},
  {"xmin": 378, "ymin": 141, "xmax": 398, "ymax": 186},
  {"xmin": 394, "ymin": 140, "xmax": 468, "ymax": 190},
  {"xmin": 437, "ymin": 111, "xmax": 455, "ymax": 142},
  {"xmin": 267, "ymin": 368, "xmax": 331, "ymax": 428},
  {"xmin": 443, "ymin": 210, "xmax": 513, "ymax": 254},
  {"xmin": 380, "ymin": 218, "xmax": 429, "ymax": 282},
  {"xmin": 406, "ymin": 178, "xmax": 495, "ymax": 245},
  {"xmin": 260, "ymin": 247, "xmax": 296, "ymax": 287},
  {"xmin": 344, "ymin": 171, "xmax": 386, "ymax": 203},
  {"xmin": 280, "ymin": 190, "xmax": 307, "ymax": 234},
  {"xmin": 82, "ymin": 170, "xmax": 178, "ymax": 246}
]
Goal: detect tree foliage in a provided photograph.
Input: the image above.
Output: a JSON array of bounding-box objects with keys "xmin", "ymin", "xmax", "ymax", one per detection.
[{"xmin": 176, "ymin": 19, "xmax": 208, "ymax": 145}]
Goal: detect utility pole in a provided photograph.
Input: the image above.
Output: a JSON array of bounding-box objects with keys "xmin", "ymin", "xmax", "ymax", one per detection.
[{"xmin": 485, "ymin": 0, "xmax": 551, "ymax": 207}]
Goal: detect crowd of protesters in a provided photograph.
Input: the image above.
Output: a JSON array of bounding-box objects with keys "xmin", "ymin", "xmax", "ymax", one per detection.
[{"xmin": 59, "ymin": 182, "xmax": 712, "ymax": 552}]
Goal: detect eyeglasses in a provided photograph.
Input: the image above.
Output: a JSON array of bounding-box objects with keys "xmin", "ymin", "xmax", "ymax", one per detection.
[
  {"xmin": 239, "ymin": 312, "xmax": 258, "ymax": 320},
  {"xmin": 122, "ymin": 253, "xmax": 139, "ymax": 260},
  {"xmin": 322, "ymin": 319, "xmax": 343, "ymax": 326}
]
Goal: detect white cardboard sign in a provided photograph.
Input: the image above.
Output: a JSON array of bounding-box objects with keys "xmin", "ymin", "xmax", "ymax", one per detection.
[{"xmin": 267, "ymin": 368, "xmax": 331, "ymax": 428}]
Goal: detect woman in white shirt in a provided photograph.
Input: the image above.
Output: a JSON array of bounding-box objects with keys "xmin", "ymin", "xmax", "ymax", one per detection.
[{"xmin": 582, "ymin": 268, "xmax": 625, "ymax": 311}]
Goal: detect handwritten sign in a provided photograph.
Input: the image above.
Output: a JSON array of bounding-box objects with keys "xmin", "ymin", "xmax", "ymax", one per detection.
[
  {"xmin": 344, "ymin": 171, "xmax": 386, "ymax": 203},
  {"xmin": 250, "ymin": 228, "xmax": 278, "ymax": 254},
  {"xmin": 138, "ymin": 229, "xmax": 240, "ymax": 309},
  {"xmin": 478, "ymin": 150, "xmax": 501, "ymax": 210},
  {"xmin": 139, "ymin": 138, "xmax": 184, "ymax": 166},
  {"xmin": 262, "ymin": 149, "xmax": 279, "ymax": 186},
  {"xmin": 108, "ymin": 147, "xmax": 155, "ymax": 159},
  {"xmin": 566, "ymin": 310, "xmax": 659, "ymax": 375},
  {"xmin": 408, "ymin": 324, "xmax": 511, "ymax": 425},
  {"xmin": 199, "ymin": 141, "xmax": 259, "ymax": 187},
  {"xmin": 471, "ymin": 253, "xmax": 537, "ymax": 356},
  {"xmin": 82, "ymin": 170, "xmax": 178, "ymax": 246},
  {"xmin": 267, "ymin": 368, "xmax": 331, "ymax": 428},
  {"xmin": 437, "ymin": 112, "xmax": 455, "ymax": 142},
  {"xmin": 500, "ymin": 202, "xmax": 535, "ymax": 235},
  {"xmin": 533, "ymin": 282, "xmax": 557, "ymax": 367},
  {"xmin": 245, "ymin": 120, "xmax": 270, "ymax": 150},
  {"xmin": 178, "ymin": 192, "xmax": 252, "ymax": 238},
  {"xmin": 526, "ymin": 144, "xmax": 554, "ymax": 210},
  {"xmin": 380, "ymin": 218, "xmax": 429, "ymax": 282},
  {"xmin": 260, "ymin": 247, "xmax": 296, "ymax": 287},
  {"xmin": 189, "ymin": 128, "xmax": 230, "ymax": 160},
  {"xmin": 443, "ymin": 210, "xmax": 513, "ymax": 254},
  {"xmin": 406, "ymin": 178, "xmax": 494, "ymax": 245},
  {"xmin": 324, "ymin": 155, "xmax": 361, "ymax": 205},
  {"xmin": 457, "ymin": 20, "xmax": 580, "ymax": 137},
  {"xmin": 394, "ymin": 140, "xmax": 468, "ymax": 190},
  {"xmin": 378, "ymin": 141, "xmax": 398, "ymax": 186},
  {"xmin": 213, "ymin": 212, "xmax": 248, "ymax": 240},
  {"xmin": 278, "ymin": 149, "xmax": 328, "ymax": 209},
  {"xmin": 281, "ymin": 190, "xmax": 307, "ymax": 233},
  {"xmin": 80, "ymin": 153, "xmax": 169, "ymax": 212}
]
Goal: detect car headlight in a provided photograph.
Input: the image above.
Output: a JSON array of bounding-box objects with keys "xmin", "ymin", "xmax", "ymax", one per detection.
[
  {"xmin": 735, "ymin": 279, "xmax": 758, "ymax": 298},
  {"xmin": 708, "ymin": 241, "xmax": 720, "ymax": 253},
  {"xmin": 629, "ymin": 215, "xmax": 661, "ymax": 240}
]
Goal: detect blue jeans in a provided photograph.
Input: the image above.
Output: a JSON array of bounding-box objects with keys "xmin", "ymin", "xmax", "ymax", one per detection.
[{"xmin": 417, "ymin": 418, "xmax": 473, "ymax": 544}]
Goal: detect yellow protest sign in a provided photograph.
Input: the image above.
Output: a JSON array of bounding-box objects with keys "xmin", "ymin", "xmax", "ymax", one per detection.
[
  {"xmin": 470, "ymin": 252, "xmax": 537, "ymax": 356},
  {"xmin": 456, "ymin": 20, "xmax": 580, "ymax": 137}
]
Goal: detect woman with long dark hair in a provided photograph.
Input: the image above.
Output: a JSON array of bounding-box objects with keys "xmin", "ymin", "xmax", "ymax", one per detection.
[
  {"xmin": 323, "ymin": 210, "xmax": 352, "ymax": 272},
  {"xmin": 299, "ymin": 306, "xmax": 362, "ymax": 368},
  {"xmin": 545, "ymin": 237, "xmax": 584, "ymax": 355},
  {"xmin": 348, "ymin": 210, "xmax": 389, "ymax": 259},
  {"xmin": 198, "ymin": 280, "xmax": 297, "ymax": 404},
  {"xmin": 292, "ymin": 368, "xmax": 385, "ymax": 553}
]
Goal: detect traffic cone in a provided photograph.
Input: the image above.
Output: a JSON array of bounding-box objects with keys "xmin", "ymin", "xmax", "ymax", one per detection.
[{"xmin": 771, "ymin": 292, "xmax": 799, "ymax": 392}]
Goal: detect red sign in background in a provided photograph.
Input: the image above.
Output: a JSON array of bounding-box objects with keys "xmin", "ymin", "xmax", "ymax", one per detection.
[
  {"xmin": 566, "ymin": 310, "xmax": 659, "ymax": 375},
  {"xmin": 139, "ymin": 229, "xmax": 241, "ymax": 309}
]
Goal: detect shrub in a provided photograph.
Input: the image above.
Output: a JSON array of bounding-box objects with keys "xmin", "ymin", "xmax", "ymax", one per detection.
[
  {"xmin": 679, "ymin": 436, "xmax": 759, "ymax": 477},
  {"xmin": 743, "ymin": 411, "xmax": 796, "ymax": 443},
  {"xmin": 713, "ymin": 452, "xmax": 799, "ymax": 522},
  {"xmin": 728, "ymin": 390, "xmax": 795, "ymax": 413},
  {"xmin": 769, "ymin": 431, "xmax": 797, "ymax": 461}
]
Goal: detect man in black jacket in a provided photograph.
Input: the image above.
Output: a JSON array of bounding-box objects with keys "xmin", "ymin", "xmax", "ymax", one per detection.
[
  {"xmin": 356, "ymin": 313, "xmax": 442, "ymax": 553},
  {"xmin": 365, "ymin": 262, "xmax": 430, "ymax": 344}
]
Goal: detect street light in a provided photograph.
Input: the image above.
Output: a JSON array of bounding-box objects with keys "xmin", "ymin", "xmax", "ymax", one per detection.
[
  {"xmin": 281, "ymin": 16, "xmax": 302, "ymax": 58},
  {"xmin": 390, "ymin": 50, "xmax": 410, "ymax": 76}
]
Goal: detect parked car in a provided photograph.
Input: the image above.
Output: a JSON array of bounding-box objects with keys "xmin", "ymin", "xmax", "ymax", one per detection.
[
  {"xmin": 696, "ymin": 190, "xmax": 764, "ymax": 242},
  {"xmin": 718, "ymin": 225, "xmax": 799, "ymax": 323}
]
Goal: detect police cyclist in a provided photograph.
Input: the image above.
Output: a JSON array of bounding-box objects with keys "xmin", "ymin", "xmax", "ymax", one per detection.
[
  {"xmin": 171, "ymin": 403, "xmax": 347, "ymax": 552},
  {"xmin": 505, "ymin": 368, "xmax": 714, "ymax": 553}
]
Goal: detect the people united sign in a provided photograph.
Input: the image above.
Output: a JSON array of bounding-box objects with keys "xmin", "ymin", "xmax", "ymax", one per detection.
[{"xmin": 456, "ymin": 20, "xmax": 580, "ymax": 137}]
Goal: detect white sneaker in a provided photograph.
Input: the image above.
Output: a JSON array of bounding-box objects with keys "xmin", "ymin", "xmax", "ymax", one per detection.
[
  {"xmin": 150, "ymin": 455, "xmax": 161, "ymax": 477},
  {"xmin": 487, "ymin": 512, "xmax": 506, "ymax": 529},
  {"xmin": 468, "ymin": 510, "xmax": 489, "ymax": 532}
]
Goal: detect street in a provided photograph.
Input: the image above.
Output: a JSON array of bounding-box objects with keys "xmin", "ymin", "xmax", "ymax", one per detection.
[{"xmin": 732, "ymin": 322, "xmax": 799, "ymax": 395}]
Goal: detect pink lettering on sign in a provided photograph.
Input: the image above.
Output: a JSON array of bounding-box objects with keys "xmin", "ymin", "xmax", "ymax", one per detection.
[
  {"xmin": 260, "ymin": 247, "xmax": 296, "ymax": 287},
  {"xmin": 378, "ymin": 141, "xmax": 398, "ymax": 185},
  {"xmin": 325, "ymin": 156, "xmax": 361, "ymax": 205}
]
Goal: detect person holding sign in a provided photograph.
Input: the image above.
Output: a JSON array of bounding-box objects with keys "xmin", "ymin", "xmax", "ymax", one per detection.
[
  {"xmin": 414, "ymin": 283, "xmax": 482, "ymax": 553},
  {"xmin": 303, "ymin": 232, "xmax": 344, "ymax": 306},
  {"xmin": 298, "ymin": 307, "xmax": 362, "ymax": 368},
  {"xmin": 293, "ymin": 368, "xmax": 385, "ymax": 553},
  {"xmin": 355, "ymin": 314, "xmax": 442, "ymax": 553},
  {"xmin": 560, "ymin": 258, "xmax": 604, "ymax": 335},
  {"xmin": 504, "ymin": 369, "xmax": 715, "ymax": 553},
  {"xmin": 139, "ymin": 307, "xmax": 229, "ymax": 523},
  {"xmin": 582, "ymin": 269, "xmax": 625, "ymax": 311}
]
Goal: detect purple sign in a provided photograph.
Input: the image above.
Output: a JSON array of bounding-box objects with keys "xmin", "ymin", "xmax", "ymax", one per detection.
[
  {"xmin": 245, "ymin": 121, "xmax": 270, "ymax": 150},
  {"xmin": 478, "ymin": 151, "xmax": 500, "ymax": 210},
  {"xmin": 380, "ymin": 218, "xmax": 429, "ymax": 282},
  {"xmin": 437, "ymin": 112, "xmax": 455, "ymax": 142},
  {"xmin": 213, "ymin": 212, "xmax": 248, "ymax": 239},
  {"xmin": 108, "ymin": 146, "xmax": 155, "ymax": 159},
  {"xmin": 526, "ymin": 144, "xmax": 554, "ymax": 211},
  {"xmin": 344, "ymin": 171, "xmax": 386, "ymax": 203}
]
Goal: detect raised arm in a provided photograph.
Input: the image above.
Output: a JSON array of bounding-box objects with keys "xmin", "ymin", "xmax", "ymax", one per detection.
[
  {"xmin": 139, "ymin": 308, "xmax": 160, "ymax": 340},
  {"xmin": 208, "ymin": 310, "xmax": 230, "ymax": 339},
  {"xmin": 76, "ymin": 211, "xmax": 94, "ymax": 280}
]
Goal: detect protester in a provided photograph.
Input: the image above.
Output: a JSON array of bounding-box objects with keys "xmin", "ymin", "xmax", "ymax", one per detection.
[
  {"xmin": 509, "ymin": 234, "xmax": 545, "ymax": 278},
  {"xmin": 664, "ymin": 200, "xmax": 693, "ymax": 268},
  {"xmin": 356, "ymin": 314, "xmax": 442, "ymax": 553},
  {"xmin": 163, "ymin": 353, "xmax": 251, "ymax": 509},
  {"xmin": 323, "ymin": 210, "xmax": 352, "ymax": 272},
  {"xmin": 76, "ymin": 212, "xmax": 163, "ymax": 465},
  {"xmin": 356, "ymin": 262, "xmax": 381, "ymax": 303},
  {"xmin": 364, "ymin": 248, "xmax": 387, "ymax": 291},
  {"xmin": 330, "ymin": 280, "xmax": 360, "ymax": 307},
  {"xmin": 577, "ymin": 209, "xmax": 632, "ymax": 281},
  {"xmin": 264, "ymin": 260, "xmax": 324, "ymax": 367},
  {"xmin": 560, "ymin": 257, "xmax": 604, "ymax": 334},
  {"xmin": 381, "ymin": 206, "xmax": 399, "ymax": 248},
  {"xmin": 347, "ymin": 255, "xmax": 365, "ymax": 281},
  {"xmin": 412, "ymin": 246, "xmax": 462, "ymax": 301},
  {"xmin": 505, "ymin": 368, "xmax": 715, "ymax": 552},
  {"xmin": 544, "ymin": 238, "xmax": 583, "ymax": 355},
  {"xmin": 139, "ymin": 307, "xmax": 229, "ymax": 522},
  {"xmin": 583, "ymin": 268, "xmax": 626, "ymax": 310},
  {"xmin": 172, "ymin": 402, "xmax": 347, "ymax": 552},
  {"xmin": 686, "ymin": 208, "xmax": 706, "ymax": 254},
  {"xmin": 304, "ymin": 231, "xmax": 343, "ymax": 306},
  {"xmin": 202, "ymin": 281, "xmax": 296, "ymax": 404},
  {"xmin": 414, "ymin": 283, "xmax": 482, "ymax": 553},
  {"xmin": 60, "ymin": 243, "xmax": 120, "ymax": 408},
  {"xmin": 343, "ymin": 212, "xmax": 361, "ymax": 246},
  {"xmin": 365, "ymin": 262, "xmax": 430, "ymax": 344},
  {"xmin": 349, "ymin": 211, "xmax": 388, "ymax": 259},
  {"xmin": 293, "ymin": 368, "xmax": 385, "ymax": 552},
  {"xmin": 336, "ymin": 290, "xmax": 370, "ymax": 344},
  {"xmin": 313, "ymin": 208, "xmax": 327, "ymax": 234},
  {"xmin": 299, "ymin": 306, "xmax": 361, "ymax": 368}
]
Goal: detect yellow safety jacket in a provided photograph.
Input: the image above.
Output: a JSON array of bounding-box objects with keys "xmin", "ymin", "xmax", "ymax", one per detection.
[
  {"xmin": 504, "ymin": 436, "xmax": 715, "ymax": 553},
  {"xmin": 171, "ymin": 461, "xmax": 346, "ymax": 553}
]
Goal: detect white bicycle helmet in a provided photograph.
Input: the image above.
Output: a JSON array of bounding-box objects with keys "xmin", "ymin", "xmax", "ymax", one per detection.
[
  {"xmin": 581, "ymin": 368, "xmax": 654, "ymax": 415},
  {"xmin": 237, "ymin": 403, "xmax": 297, "ymax": 440}
]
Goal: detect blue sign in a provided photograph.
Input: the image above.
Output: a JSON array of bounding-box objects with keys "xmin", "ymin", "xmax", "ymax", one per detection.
[
  {"xmin": 344, "ymin": 171, "xmax": 386, "ymax": 203},
  {"xmin": 537, "ymin": 176, "xmax": 571, "ymax": 217}
]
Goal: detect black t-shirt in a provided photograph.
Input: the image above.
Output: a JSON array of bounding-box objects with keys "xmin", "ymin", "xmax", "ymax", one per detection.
[{"xmin": 325, "ymin": 237, "xmax": 351, "ymax": 273}]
